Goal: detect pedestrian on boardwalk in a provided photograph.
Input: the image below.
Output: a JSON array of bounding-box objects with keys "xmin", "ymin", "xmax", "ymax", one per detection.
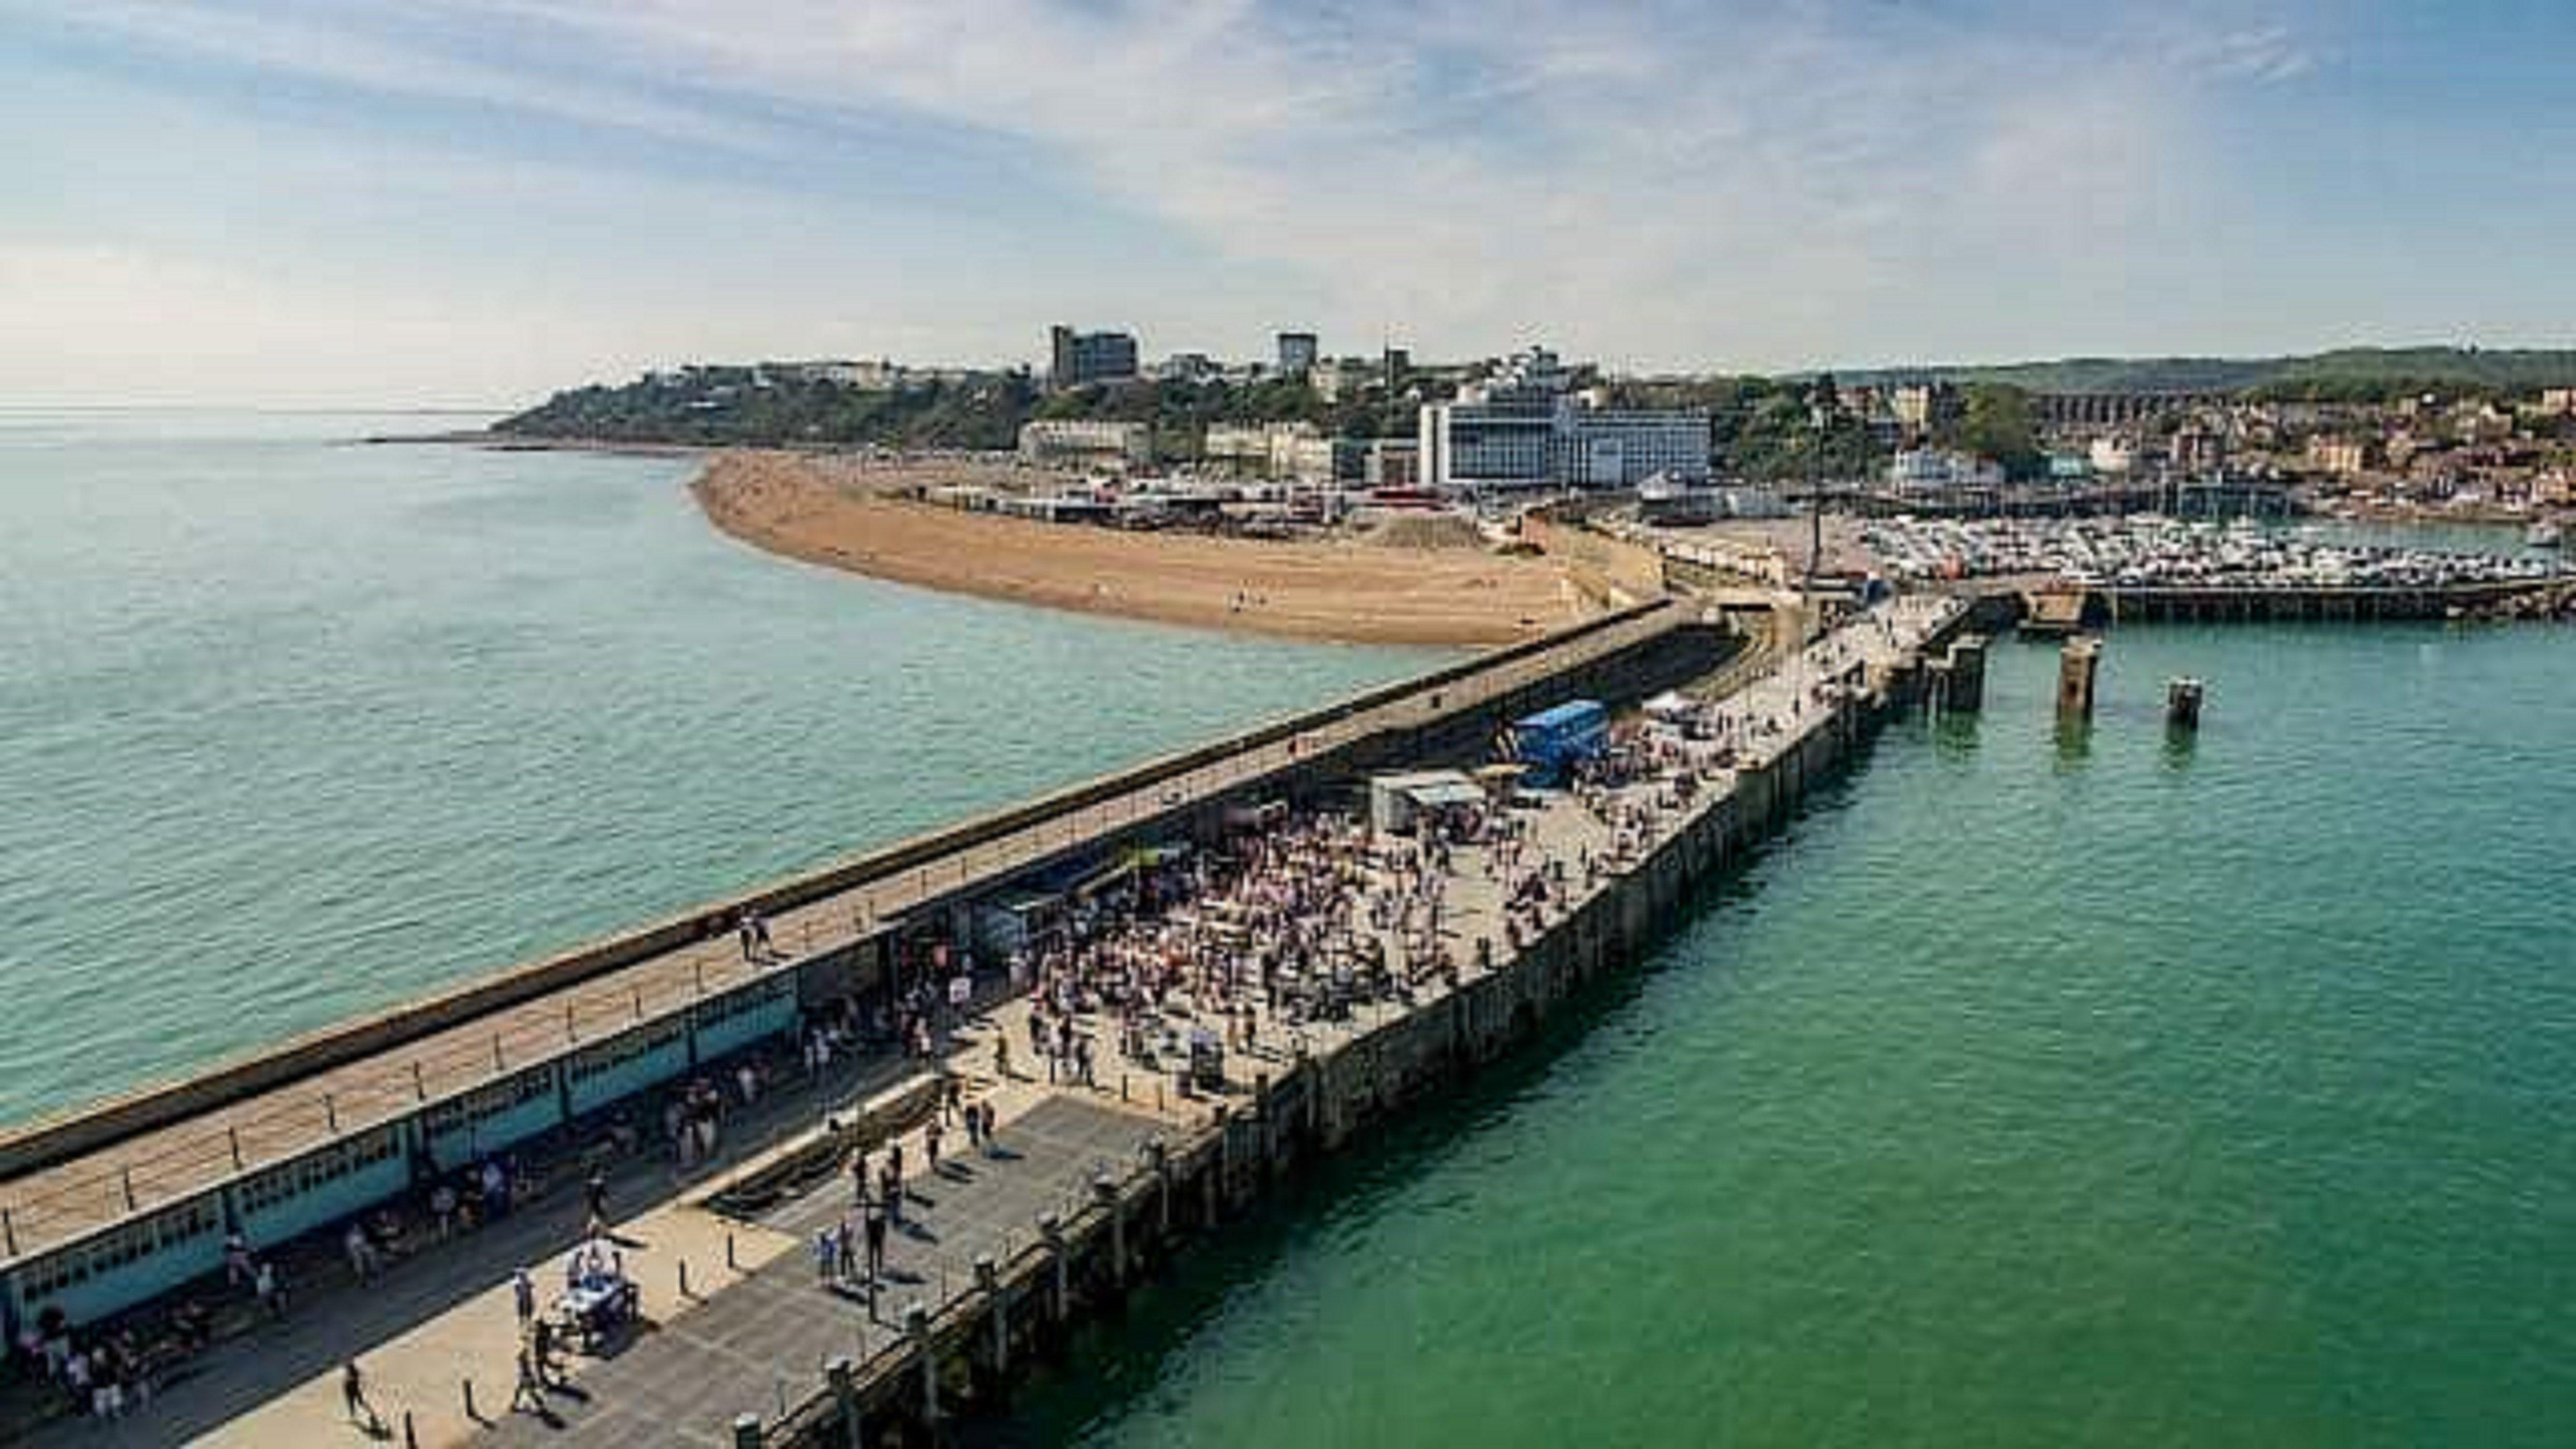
[
  {"xmin": 836, "ymin": 1217, "xmax": 858, "ymax": 1282},
  {"xmin": 512, "ymin": 1267, "xmax": 535, "ymax": 1326},
  {"xmin": 813, "ymin": 1228, "xmax": 836, "ymax": 1284},
  {"xmin": 925, "ymin": 1119, "xmax": 943, "ymax": 1175},
  {"xmin": 863, "ymin": 1202, "xmax": 888, "ymax": 1277},
  {"xmin": 342, "ymin": 1359, "xmax": 380, "ymax": 1430},
  {"xmin": 510, "ymin": 1345, "xmax": 546, "ymax": 1413}
]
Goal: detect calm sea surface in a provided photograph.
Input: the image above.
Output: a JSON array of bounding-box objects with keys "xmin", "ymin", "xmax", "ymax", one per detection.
[
  {"xmin": 0, "ymin": 410, "xmax": 1437, "ymax": 1123},
  {"xmin": 6, "ymin": 413, "xmax": 2571, "ymax": 1442},
  {"xmin": 985, "ymin": 623, "xmax": 2576, "ymax": 1448}
]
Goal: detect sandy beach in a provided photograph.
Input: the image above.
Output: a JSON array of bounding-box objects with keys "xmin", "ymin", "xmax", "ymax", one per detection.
[{"xmin": 689, "ymin": 452, "xmax": 1597, "ymax": 645}]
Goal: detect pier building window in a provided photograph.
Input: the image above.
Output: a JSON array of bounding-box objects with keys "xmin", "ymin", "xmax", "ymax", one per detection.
[
  {"xmin": 233, "ymin": 1127, "xmax": 403, "ymax": 1217},
  {"xmin": 569, "ymin": 1019, "xmax": 685, "ymax": 1083},
  {"xmin": 694, "ymin": 975, "xmax": 792, "ymax": 1026},
  {"xmin": 421, "ymin": 1067, "xmax": 556, "ymax": 1139},
  {"xmin": 17, "ymin": 1197, "xmax": 222, "ymax": 1298}
]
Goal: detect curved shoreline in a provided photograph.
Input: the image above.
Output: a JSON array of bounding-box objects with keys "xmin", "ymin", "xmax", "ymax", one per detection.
[{"xmin": 689, "ymin": 451, "xmax": 1594, "ymax": 647}]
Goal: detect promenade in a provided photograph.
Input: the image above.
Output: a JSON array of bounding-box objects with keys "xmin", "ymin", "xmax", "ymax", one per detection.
[
  {"xmin": 11, "ymin": 593, "xmax": 1956, "ymax": 1445},
  {"xmin": 161, "ymin": 596, "xmax": 1948, "ymax": 1447}
]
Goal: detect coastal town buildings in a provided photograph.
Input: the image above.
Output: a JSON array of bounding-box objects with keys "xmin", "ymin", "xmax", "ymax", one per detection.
[
  {"xmin": 1416, "ymin": 346, "xmax": 1711, "ymax": 492},
  {"xmin": 1275, "ymin": 331, "xmax": 1318, "ymax": 377}
]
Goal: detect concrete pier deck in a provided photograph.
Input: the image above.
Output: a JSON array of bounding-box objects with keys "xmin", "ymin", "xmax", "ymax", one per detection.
[
  {"xmin": 0, "ymin": 605, "xmax": 1686, "ymax": 1265},
  {"xmin": 150, "ymin": 595, "xmax": 1953, "ymax": 1448},
  {"xmin": 10, "ymin": 592, "xmax": 1961, "ymax": 1445}
]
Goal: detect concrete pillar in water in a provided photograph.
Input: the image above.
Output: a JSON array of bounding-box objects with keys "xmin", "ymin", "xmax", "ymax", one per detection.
[
  {"xmin": 975, "ymin": 1255, "xmax": 1006, "ymax": 1381},
  {"xmin": 2057, "ymin": 636, "xmax": 2102, "ymax": 720},
  {"xmin": 2166, "ymin": 677, "xmax": 2204, "ymax": 730},
  {"xmin": 1039, "ymin": 1214, "xmax": 1068, "ymax": 1323},
  {"xmin": 732, "ymin": 1413, "xmax": 764, "ymax": 1449},
  {"xmin": 1945, "ymin": 634, "xmax": 1988, "ymax": 711},
  {"xmin": 905, "ymin": 1303, "xmax": 936, "ymax": 1423}
]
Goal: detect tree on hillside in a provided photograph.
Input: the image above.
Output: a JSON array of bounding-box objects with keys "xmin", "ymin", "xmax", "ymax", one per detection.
[{"xmin": 1951, "ymin": 384, "xmax": 2043, "ymax": 480}]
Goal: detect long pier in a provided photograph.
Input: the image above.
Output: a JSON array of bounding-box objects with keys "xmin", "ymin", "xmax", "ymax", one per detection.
[
  {"xmin": 473, "ymin": 594, "xmax": 1971, "ymax": 1447},
  {"xmin": 0, "ymin": 600, "xmax": 1724, "ymax": 1335}
]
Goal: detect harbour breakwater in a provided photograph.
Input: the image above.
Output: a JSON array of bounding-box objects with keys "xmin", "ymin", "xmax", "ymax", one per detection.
[{"xmin": 734, "ymin": 601, "xmax": 1967, "ymax": 1449}]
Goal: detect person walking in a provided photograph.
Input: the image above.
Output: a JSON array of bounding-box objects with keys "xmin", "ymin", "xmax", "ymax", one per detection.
[
  {"xmin": 512, "ymin": 1266, "xmax": 536, "ymax": 1326},
  {"xmin": 863, "ymin": 1201, "xmax": 888, "ymax": 1278},
  {"xmin": 510, "ymin": 1344, "xmax": 546, "ymax": 1413},
  {"xmin": 342, "ymin": 1359, "xmax": 379, "ymax": 1430}
]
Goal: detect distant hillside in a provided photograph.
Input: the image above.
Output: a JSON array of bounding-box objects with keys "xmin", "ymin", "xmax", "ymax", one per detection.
[
  {"xmin": 493, "ymin": 367, "xmax": 1416, "ymax": 452},
  {"xmin": 493, "ymin": 367, "xmax": 1041, "ymax": 450},
  {"xmin": 1843, "ymin": 346, "xmax": 2576, "ymax": 398}
]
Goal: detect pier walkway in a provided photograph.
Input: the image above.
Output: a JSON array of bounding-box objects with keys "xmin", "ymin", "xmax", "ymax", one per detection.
[
  {"xmin": 11, "ymin": 595, "xmax": 1960, "ymax": 1445},
  {"xmin": 0, "ymin": 605, "xmax": 1683, "ymax": 1270},
  {"xmin": 124, "ymin": 596, "xmax": 1956, "ymax": 1447}
]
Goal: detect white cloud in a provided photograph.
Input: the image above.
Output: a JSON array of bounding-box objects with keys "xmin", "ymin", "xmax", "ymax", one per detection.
[
  {"xmin": 5, "ymin": 0, "xmax": 2398, "ymax": 396},
  {"xmin": 451, "ymin": 0, "xmax": 2226, "ymax": 368}
]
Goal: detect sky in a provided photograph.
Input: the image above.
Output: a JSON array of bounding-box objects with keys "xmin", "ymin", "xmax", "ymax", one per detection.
[{"xmin": 2, "ymin": 1, "xmax": 2571, "ymax": 407}]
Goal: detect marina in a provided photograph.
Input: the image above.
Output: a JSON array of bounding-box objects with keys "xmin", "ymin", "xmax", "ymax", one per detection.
[{"xmin": 1859, "ymin": 515, "xmax": 2570, "ymax": 592}]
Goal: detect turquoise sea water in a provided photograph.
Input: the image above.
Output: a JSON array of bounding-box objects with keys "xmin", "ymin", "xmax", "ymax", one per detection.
[
  {"xmin": 0, "ymin": 411, "xmax": 1437, "ymax": 1123},
  {"xmin": 986, "ymin": 624, "xmax": 2576, "ymax": 1448}
]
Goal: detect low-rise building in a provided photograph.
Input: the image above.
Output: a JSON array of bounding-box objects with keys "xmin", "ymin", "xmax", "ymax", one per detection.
[
  {"xmin": 1203, "ymin": 421, "xmax": 1326, "ymax": 479},
  {"xmin": 1887, "ymin": 449, "xmax": 2004, "ymax": 495},
  {"xmin": 1018, "ymin": 419, "xmax": 1151, "ymax": 467}
]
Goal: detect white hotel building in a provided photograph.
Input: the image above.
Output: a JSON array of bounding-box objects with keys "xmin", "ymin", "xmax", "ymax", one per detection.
[{"xmin": 1417, "ymin": 347, "xmax": 1710, "ymax": 493}]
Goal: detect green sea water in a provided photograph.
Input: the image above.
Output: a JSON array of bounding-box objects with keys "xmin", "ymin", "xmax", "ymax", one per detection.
[
  {"xmin": 0, "ymin": 410, "xmax": 1437, "ymax": 1124},
  {"xmin": 984, "ymin": 624, "xmax": 2576, "ymax": 1448}
]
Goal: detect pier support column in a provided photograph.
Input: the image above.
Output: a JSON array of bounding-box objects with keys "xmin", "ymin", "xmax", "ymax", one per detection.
[
  {"xmin": 975, "ymin": 1255, "xmax": 1007, "ymax": 1385},
  {"xmin": 2057, "ymin": 637, "xmax": 2101, "ymax": 720},
  {"xmin": 1945, "ymin": 635, "xmax": 1988, "ymax": 711},
  {"xmin": 732, "ymin": 1413, "xmax": 764, "ymax": 1449},
  {"xmin": 1147, "ymin": 1139, "xmax": 1172, "ymax": 1237},
  {"xmin": 1094, "ymin": 1176, "xmax": 1126, "ymax": 1288},
  {"xmin": 1039, "ymin": 1215, "xmax": 1067, "ymax": 1323},
  {"xmin": 906, "ymin": 1303, "xmax": 937, "ymax": 1424},
  {"xmin": 827, "ymin": 1357, "xmax": 860, "ymax": 1449},
  {"xmin": 1211, "ymin": 1104, "xmax": 1232, "ymax": 1213}
]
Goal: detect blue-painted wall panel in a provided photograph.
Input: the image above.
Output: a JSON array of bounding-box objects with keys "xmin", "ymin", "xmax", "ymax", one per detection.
[
  {"xmin": 568, "ymin": 1039, "xmax": 691, "ymax": 1117},
  {"xmin": 5, "ymin": 1226, "xmax": 223, "ymax": 1331},
  {"xmin": 238, "ymin": 1154, "xmax": 411, "ymax": 1251},
  {"xmin": 692, "ymin": 995, "xmax": 798, "ymax": 1063},
  {"xmin": 426, "ymin": 1091, "xmax": 563, "ymax": 1173}
]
